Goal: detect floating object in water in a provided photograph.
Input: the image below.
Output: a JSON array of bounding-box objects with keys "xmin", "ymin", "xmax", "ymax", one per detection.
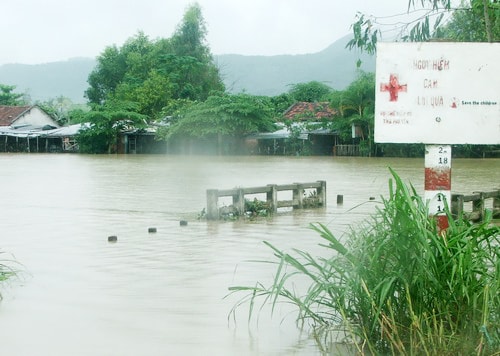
[
  {"xmin": 180, "ymin": 220, "xmax": 188, "ymax": 226},
  {"xmin": 148, "ymin": 227, "xmax": 157, "ymax": 233},
  {"xmin": 108, "ymin": 235, "xmax": 118, "ymax": 243}
]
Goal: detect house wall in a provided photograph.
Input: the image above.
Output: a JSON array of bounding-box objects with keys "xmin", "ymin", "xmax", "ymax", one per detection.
[
  {"xmin": 13, "ymin": 106, "xmax": 59, "ymax": 128},
  {"xmin": 120, "ymin": 133, "xmax": 168, "ymax": 154}
]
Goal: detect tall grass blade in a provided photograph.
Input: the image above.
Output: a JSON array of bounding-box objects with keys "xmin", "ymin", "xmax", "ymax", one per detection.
[{"xmin": 229, "ymin": 169, "xmax": 500, "ymax": 354}]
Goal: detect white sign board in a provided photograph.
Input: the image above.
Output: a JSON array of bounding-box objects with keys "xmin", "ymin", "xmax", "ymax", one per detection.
[{"xmin": 375, "ymin": 42, "xmax": 500, "ymax": 144}]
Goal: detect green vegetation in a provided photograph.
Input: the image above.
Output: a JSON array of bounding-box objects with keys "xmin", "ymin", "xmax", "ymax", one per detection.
[
  {"xmin": 348, "ymin": 0, "xmax": 500, "ymax": 55},
  {"xmin": 76, "ymin": 100, "xmax": 147, "ymax": 153},
  {"xmin": 159, "ymin": 93, "xmax": 276, "ymax": 154},
  {"xmin": 1, "ymin": 1, "xmax": 498, "ymax": 156},
  {"xmin": 78, "ymin": 3, "xmax": 225, "ymax": 153},
  {"xmin": 86, "ymin": 4, "xmax": 224, "ymax": 109},
  {"xmin": 287, "ymin": 81, "xmax": 333, "ymax": 102},
  {"xmin": 0, "ymin": 36, "xmax": 373, "ymax": 103},
  {"xmin": 328, "ymin": 71, "xmax": 375, "ymax": 156},
  {"xmin": 438, "ymin": 0, "xmax": 499, "ymax": 42},
  {"xmin": 244, "ymin": 198, "xmax": 271, "ymax": 218},
  {"xmin": 0, "ymin": 84, "xmax": 26, "ymax": 105},
  {"xmin": 229, "ymin": 170, "xmax": 500, "ymax": 355},
  {"xmin": 343, "ymin": 0, "xmax": 500, "ymax": 157}
]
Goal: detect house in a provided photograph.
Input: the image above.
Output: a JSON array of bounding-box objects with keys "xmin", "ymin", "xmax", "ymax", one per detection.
[
  {"xmin": 247, "ymin": 102, "xmax": 339, "ymax": 155},
  {"xmin": 0, "ymin": 105, "xmax": 59, "ymax": 129},
  {"xmin": 283, "ymin": 102, "xmax": 336, "ymax": 121},
  {"xmin": 119, "ymin": 127, "xmax": 168, "ymax": 154},
  {"xmin": 0, "ymin": 105, "xmax": 71, "ymax": 153}
]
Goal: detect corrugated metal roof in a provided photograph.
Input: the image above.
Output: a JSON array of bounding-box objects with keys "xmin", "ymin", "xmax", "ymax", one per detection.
[
  {"xmin": 0, "ymin": 123, "xmax": 86, "ymax": 138},
  {"xmin": 44, "ymin": 123, "xmax": 88, "ymax": 137},
  {"xmin": 247, "ymin": 123, "xmax": 336, "ymax": 140}
]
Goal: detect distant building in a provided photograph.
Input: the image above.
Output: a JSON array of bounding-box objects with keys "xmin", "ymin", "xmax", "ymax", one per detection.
[
  {"xmin": 0, "ymin": 105, "xmax": 83, "ymax": 153},
  {"xmin": 0, "ymin": 105, "xmax": 59, "ymax": 129},
  {"xmin": 246, "ymin": 102, "xmax": 341, "ymax": 155},
  {"xmin": 283, "ymin": 102, "xmax": 336, "ymax": 121}
]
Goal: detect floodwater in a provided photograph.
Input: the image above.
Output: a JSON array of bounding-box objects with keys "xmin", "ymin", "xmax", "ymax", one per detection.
[{"xmin": 0, "ymin": 154, "xmax": 498, "ymax": 356}]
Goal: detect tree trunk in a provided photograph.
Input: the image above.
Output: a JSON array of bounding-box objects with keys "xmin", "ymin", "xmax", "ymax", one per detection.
[{"xmin": 482, "ymin": 0, "xmax": 493, "ymax": 42}]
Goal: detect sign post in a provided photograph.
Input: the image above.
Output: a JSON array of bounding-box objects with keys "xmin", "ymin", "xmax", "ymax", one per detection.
[
  {"xmin": 424, "ymin": 145, "xmax": 451, "ymax": 231},
  {"xmin": 375, "ymin": 42, "xmax": 500, "ymax": 231}
]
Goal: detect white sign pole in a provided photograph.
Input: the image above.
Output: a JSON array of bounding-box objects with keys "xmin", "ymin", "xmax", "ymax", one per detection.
[
  {"xmin": 424, "ymin": 144, "xmax": 452, "ymax": 231},
  {"xmin": 375, "ymin": 42, "xmax": 499, "ymax": 233}
]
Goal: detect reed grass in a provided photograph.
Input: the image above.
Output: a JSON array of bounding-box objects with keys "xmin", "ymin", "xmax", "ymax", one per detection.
[{"xmin": 229, "ymin": 169, "xmax": 500, "ymax": 355}]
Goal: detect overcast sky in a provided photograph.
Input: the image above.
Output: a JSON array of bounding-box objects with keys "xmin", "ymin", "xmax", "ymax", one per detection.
[{"xmin": 1, "ymin": 1, "xmax": 423, "ymax": 65}]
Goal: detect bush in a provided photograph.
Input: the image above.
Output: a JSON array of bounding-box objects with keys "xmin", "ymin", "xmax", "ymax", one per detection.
[{"xmin": 229, "ymin": 169, "xmax": 500, "ymax": 355}]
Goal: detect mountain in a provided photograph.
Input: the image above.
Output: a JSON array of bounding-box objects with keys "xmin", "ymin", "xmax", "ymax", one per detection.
[
  {"xmin": 216, "ymin": 36, "xmax": 375, "ymax": 95},
  {"xmin": 0, "ymin": 36, "xmax": 374, "ymax": 104},
  {"xmin": 0, "ymin": 58, "xmax": 96, "ymax": 104}
]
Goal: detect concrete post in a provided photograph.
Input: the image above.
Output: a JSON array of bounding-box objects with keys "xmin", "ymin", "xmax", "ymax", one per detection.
[
  {"xmin": 233, "ymin": 188, "xmax": 245, "ymax": 216},
  {"xmin": 267, "ymin": 184, "xmax": 278, "ymax": 213},
  {"xmin": 493, "ymin": 193, "xmax": 500, "ymax": 218},
  {"xmin": 206, "ymin": 189, "xmax": 219, "ymax": 220},
  {"xmin": 317, "ymin": 180, "xmax": 326, "ymax": 206},
  {"xmin": 472, "ymin": 192, "xmax": 485, "ymax": 221},
  {"xmin": 293, "ymin": 184, "xmax": 304, "ymax": 209},
  {"xmin": 451, "ymin": 194, "xmax": 464, "ymax": 219}
]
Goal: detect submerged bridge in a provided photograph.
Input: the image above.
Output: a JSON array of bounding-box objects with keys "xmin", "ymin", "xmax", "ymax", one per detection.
[
  {"xmin": 206, "ymin": 181, "xmax": 326, "ymax": 220},
  {"xmin": 451, "ymin": 189, "xmax": 500, "ymax": 222}
]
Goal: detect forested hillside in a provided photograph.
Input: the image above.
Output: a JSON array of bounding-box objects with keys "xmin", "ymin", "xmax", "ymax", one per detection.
[
  {"xmin": 0, "ymin": 36, "xmax": 374, "ymax": 103},
  {"xmin": 0, "ymin": 58, "xmax": 95, "ymax": 103}
]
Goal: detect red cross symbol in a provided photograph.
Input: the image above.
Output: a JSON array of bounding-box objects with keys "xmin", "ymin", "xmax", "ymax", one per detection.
[{"xmin": 380, "ymin": 74, "xmax": 407, "ymax": 101}]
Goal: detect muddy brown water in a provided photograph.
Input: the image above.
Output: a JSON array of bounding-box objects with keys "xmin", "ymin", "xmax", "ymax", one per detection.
[{"xmin": 1, "ymin": 154, "xmax": 498, "ymax": 355}]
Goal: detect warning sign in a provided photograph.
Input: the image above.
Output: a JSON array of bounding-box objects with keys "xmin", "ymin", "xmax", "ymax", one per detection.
[{"xmin": 375, "ymin": 42, "xmax": 500, "ymax": 144}]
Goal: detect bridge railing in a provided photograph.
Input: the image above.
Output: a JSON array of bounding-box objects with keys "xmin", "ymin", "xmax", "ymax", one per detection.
[
  {"xmin": 451, "ymin": 189, "xmax": 500, "ymax": 222},
  {"xmin": 206, "ymin": 181, "xmax": 326, "ymax": 220}
]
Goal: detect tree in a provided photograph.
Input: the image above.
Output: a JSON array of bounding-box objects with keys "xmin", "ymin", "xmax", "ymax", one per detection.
[
  {"xmin": 435, "ymin": 0, "xmax": 500, "ymax": 41},
  {"xmin": 269, "ymin": 93, "xmax": 294, "ymax": 117},
  {"xmin": 328, "ymin": 72, "xmax": 375, "ymax": 155},
  {"xmin": 346, "ymin": 0, "xmax": 499, "ymax": 157},
  {"xmin": 38, "ymin": 96, "xmax": 77, "ymax": 126},
  {"xmin": 171, "ymin": 3, "xmax": 210, "ymax": 59},
  {"xmin": 166, "ymin": 94, "xmax": 276, "ymax": 154},
  {"xmin": 288, "ymin": 81, "xmax": 333, "ymax": 102},
  {"xmin": 86, "ymin": 45, "xmax": 128, "ymax": 105},
  {"xmin": 76, "ymin": 100, "xmax": 147, "ymax": 153},
  {"xmin": 112, "ymin": 69, "xmax": 174, "ymax": 119},
  {"xmin": 347, "ymin": 0, "xmax": 499, "ymax": 55},
  {"xmin": 169, "ymin": 3, "xmax": 225, "ymax": 101},
  {"xmin": 0, "ymin": 84, "xmax": 26, "ymax": 105},
  {"xmin": 85, "ymin": 4, "xmax": 224, "ymax": 120}
]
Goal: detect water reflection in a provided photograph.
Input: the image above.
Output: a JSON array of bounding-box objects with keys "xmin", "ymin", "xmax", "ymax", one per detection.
[{"xmin": 0, "ymin": 154, "xmax": 498, "ymax": 355}]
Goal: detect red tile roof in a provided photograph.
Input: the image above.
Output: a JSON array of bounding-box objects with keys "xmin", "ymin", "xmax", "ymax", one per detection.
[
  {"xmin": 283, "ymin": 102, "xmax": 336, "ymax": 121},
  {"xmin": 0, "ymin": 105, "xmax": 33, "ymax": 126}
]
